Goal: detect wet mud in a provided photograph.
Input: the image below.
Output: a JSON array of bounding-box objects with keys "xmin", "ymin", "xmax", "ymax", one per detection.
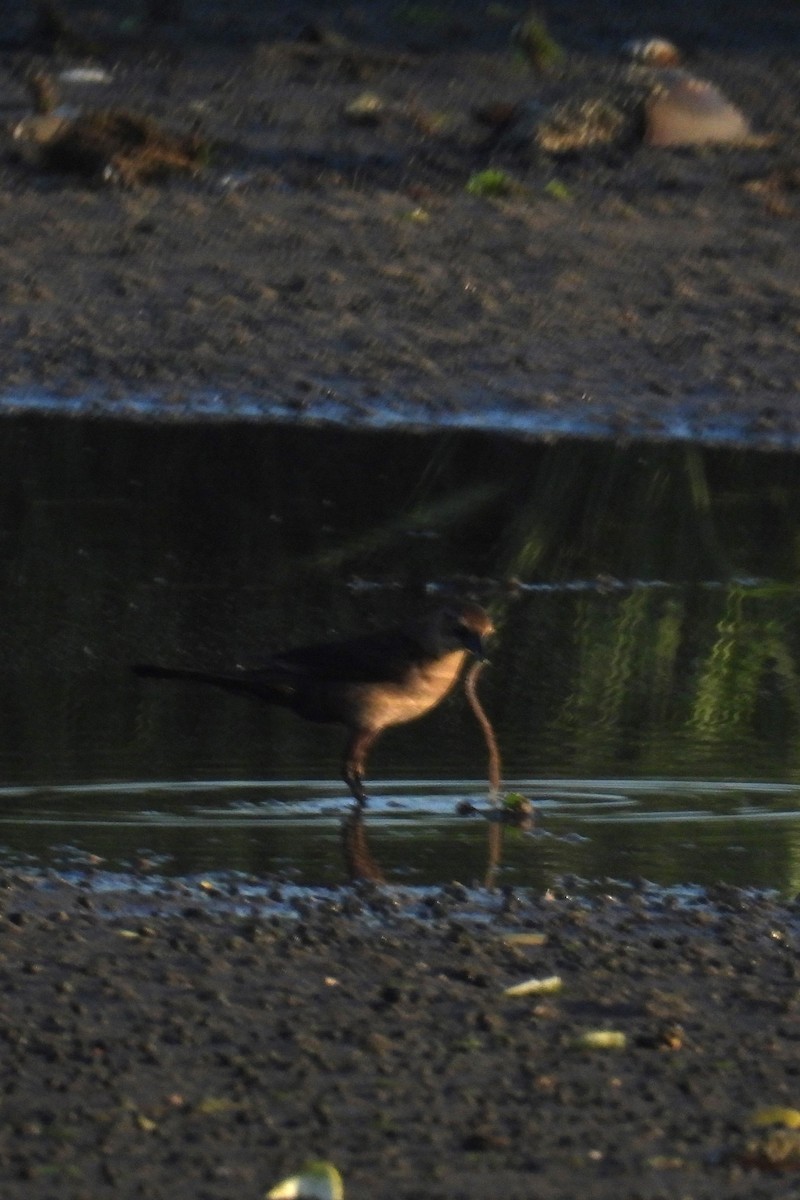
[
  {"xmin": 0, "ymin": 0, "xmax": 799, "ymax": 443},
  {"xmin": 1, "ymin": 872, "xmax": 799, "ymax": 1199}
]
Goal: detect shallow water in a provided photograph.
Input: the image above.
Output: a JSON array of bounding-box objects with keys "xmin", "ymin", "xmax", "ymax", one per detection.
[
  {"xmin": 2, "ymin": 415, "xmax": 800, "ymax": 890},
  {"xmin": 1, "ymin": 776, "xmax": 799, "ymax": 895}
]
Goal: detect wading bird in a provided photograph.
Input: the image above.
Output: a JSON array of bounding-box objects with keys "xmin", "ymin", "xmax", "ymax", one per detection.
[{"xmin": 134, "ymin": 601, "xmax": 493, "ymax": 806}]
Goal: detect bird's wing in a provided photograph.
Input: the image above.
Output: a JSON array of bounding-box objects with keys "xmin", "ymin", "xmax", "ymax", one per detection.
[{"xmin": 246, "ymin": 629, "xmax": 422, "ymax": 687}]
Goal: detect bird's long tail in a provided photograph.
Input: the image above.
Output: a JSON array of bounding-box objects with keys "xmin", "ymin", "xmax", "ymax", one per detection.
[{"xmin": 132, "ymin": 663, "xmax": 285, "ymax": 703}]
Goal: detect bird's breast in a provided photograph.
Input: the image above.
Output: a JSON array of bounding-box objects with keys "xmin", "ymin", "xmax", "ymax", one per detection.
[{"xmin": 350, "ymin": 650, "xmax": 466, "ymax": 732}]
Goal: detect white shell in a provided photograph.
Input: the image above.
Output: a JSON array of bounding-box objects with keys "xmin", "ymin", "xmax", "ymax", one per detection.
[
  {"xmin": 624, "ymin": 37, "xmax": 682, "ymax": 67},
  {"xmin": 58, "ymin": 67, "xmax": 113, "ymax": 84},
  {"xmin": 504, "ymin": 974, "xmax": 563, "ymax": 997},
  {"xmin": 645, "ymin": 72, "xmax": 751, "ymax": 146},
  {"xmin": 267, "ymin": 1162, "xmax": 344, "ymax": 1200}
]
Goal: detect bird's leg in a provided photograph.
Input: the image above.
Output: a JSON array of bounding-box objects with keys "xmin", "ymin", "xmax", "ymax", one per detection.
[{"xmin": 342, "ymin": 728, "xmax": 378, "ymax": 807}]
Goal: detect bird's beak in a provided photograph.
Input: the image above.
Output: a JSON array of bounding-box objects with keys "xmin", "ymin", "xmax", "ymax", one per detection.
[{"xmin": 463, "ymin": 631, "xmax": 490, "ymax": 662}]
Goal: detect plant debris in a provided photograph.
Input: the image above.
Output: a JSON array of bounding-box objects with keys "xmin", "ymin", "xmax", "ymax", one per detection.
[{"xmin": 14, "ymin": 108, "xmax": 209, "ymax": 184}]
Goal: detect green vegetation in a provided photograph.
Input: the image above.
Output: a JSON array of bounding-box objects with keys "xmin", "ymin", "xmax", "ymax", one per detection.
[
  {"xmin": 511, "ymin": 9, "xmax": 566, "ymax": 73},
  {"xmin": 465, "ymin": 168, "xmax": 521, "ymax": 198},
  {"xmin": 544, "ymin": 178, "xmax": 573, "ymax": 201}
]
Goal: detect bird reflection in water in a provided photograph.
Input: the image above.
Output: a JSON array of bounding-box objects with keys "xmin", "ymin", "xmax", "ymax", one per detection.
[
  {"xmin": 338, "ymin": 799, "xmax": 533, "ymax": 888},
  {"xmin": 340, "ymin": 806, "xmax": 385, "ymax": 883}
]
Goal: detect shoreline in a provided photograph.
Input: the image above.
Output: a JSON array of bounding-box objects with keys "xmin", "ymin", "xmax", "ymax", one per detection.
[{"xmin": 2, "ymin": 386, "xmax": 800, "ymax": 454}]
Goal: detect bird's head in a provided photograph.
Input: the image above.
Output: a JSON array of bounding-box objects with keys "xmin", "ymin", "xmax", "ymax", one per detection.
[{"xmin": 437, "ymin": 601, "xmax": 495, "ymax": 661}]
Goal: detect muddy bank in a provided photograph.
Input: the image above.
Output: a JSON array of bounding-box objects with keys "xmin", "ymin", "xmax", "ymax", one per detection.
[
  {"xmin": 0, "ymin": 871, "xmax": 799, "ymax": 1199},
  {"xmin": 0, "ymin": 0, "xmax": 799, "ymax": 444}
]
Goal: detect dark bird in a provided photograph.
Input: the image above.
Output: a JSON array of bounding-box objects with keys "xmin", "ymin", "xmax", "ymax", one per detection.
[{"xmin": 133, "ymin": 601, "xmax": 494, "ymax": 806}]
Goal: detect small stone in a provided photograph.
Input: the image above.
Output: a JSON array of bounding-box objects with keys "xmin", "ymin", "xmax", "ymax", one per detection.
[{"xmin": 342, "ymin": 92, "xmax": 384, "ymax": 124}]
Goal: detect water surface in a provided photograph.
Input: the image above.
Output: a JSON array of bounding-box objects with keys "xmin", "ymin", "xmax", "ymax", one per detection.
[{"xmin": 2, "ymin": 416, "xmax": 800, "ymax": 890}]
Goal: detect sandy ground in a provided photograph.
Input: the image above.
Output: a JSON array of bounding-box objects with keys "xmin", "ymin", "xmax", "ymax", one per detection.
[
  {"xmin": 0, "ymin": 0, "xmax": 799, "ymax": 443},
  {"xmin": 1, "ymin": 872, "xmax": 800, "ymax": 1200}
]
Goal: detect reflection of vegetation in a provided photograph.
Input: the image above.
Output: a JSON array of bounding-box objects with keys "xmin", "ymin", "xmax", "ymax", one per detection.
[
  {"xmin": 312, "ymin": 479, "xmax": 504, "ymax": 571},
  {"xmin": 491, "ymin": 441, "xmax": 735, "ymax": 584},
  {"xmin": 492, "ymin": 578, "xmax": 800, "ymax": 781},
  {"xmin": 689, "ymin": 585, "xmax": 800, "ymax": 749},
  {"xmin": 550, "ymin": 589, "xmax": 656, "ymax": 767},
  {"xmin": 3, "ymin": 418, "xmax": 800, "ymax": 797}
]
